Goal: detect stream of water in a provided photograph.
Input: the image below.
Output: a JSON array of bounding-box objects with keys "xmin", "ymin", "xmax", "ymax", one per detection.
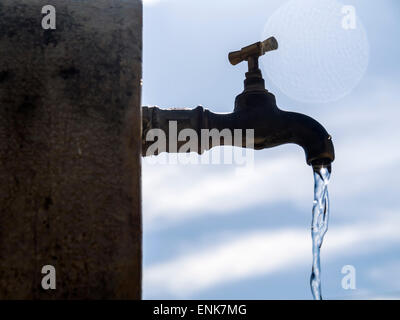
[{"xmin": 310, "ymin": 166, "xmax": 331, "ymax": 300}]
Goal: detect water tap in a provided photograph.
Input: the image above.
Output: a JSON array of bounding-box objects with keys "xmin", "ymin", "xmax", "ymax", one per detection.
[{"xmin": 142, "ymin": 37, "xmax": 335, "ymax": 171}]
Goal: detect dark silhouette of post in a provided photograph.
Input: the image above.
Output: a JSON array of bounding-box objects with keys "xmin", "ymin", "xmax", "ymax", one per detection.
[{"xmin": 0, "ymin": 0, "xmax": 142, "ymax": 299}]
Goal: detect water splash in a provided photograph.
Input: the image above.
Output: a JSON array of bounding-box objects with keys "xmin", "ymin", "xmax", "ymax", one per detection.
[{"xmin": 310, "ymin": 167, "xmax": 330, "ymax": 300}]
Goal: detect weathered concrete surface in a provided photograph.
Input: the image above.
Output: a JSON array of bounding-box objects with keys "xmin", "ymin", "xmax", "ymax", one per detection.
[{"xmin": 0, "ymin": 1, "xmax": 142, "ymax": 299}]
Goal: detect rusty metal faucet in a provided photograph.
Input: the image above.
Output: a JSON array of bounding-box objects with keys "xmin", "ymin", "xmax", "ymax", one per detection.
[{"xmin": 142, "ymin": 37, "xmax": 335, "ymax": 170}]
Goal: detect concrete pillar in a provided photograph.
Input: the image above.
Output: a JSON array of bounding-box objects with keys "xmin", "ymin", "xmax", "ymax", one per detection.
[{"xmin": 0, "ymin": 0, "xmax": 142, "ymax": 299}]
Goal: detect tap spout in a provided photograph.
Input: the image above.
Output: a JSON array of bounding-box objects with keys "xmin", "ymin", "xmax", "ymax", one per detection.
[
  {"xmin": 142, "ymin": 97, "xmax": 334, "ymax": 169},
  {"xmin": 206, "ymin": 108, "xmax": 334, "ymax": 167}
]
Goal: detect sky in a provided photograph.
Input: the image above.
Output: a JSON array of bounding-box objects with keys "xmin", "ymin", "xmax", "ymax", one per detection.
[{"xmin": 141, "ymin": 0, "xmax": 400, "ymax": 299}]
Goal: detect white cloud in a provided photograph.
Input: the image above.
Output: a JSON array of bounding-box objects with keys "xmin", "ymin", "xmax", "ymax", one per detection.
[
  {"xmin": 143, "ymin": 151, "xmax": 312, "ymax": 227},
  {"xmin": 144, "ymin": 213, "xmax": 400, "ymax": 297}
]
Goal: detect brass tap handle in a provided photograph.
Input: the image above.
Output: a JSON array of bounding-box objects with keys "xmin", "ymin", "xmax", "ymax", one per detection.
[{"xmin": 228, "ymin": 36, "xmax": 278, "ymax": 66}]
